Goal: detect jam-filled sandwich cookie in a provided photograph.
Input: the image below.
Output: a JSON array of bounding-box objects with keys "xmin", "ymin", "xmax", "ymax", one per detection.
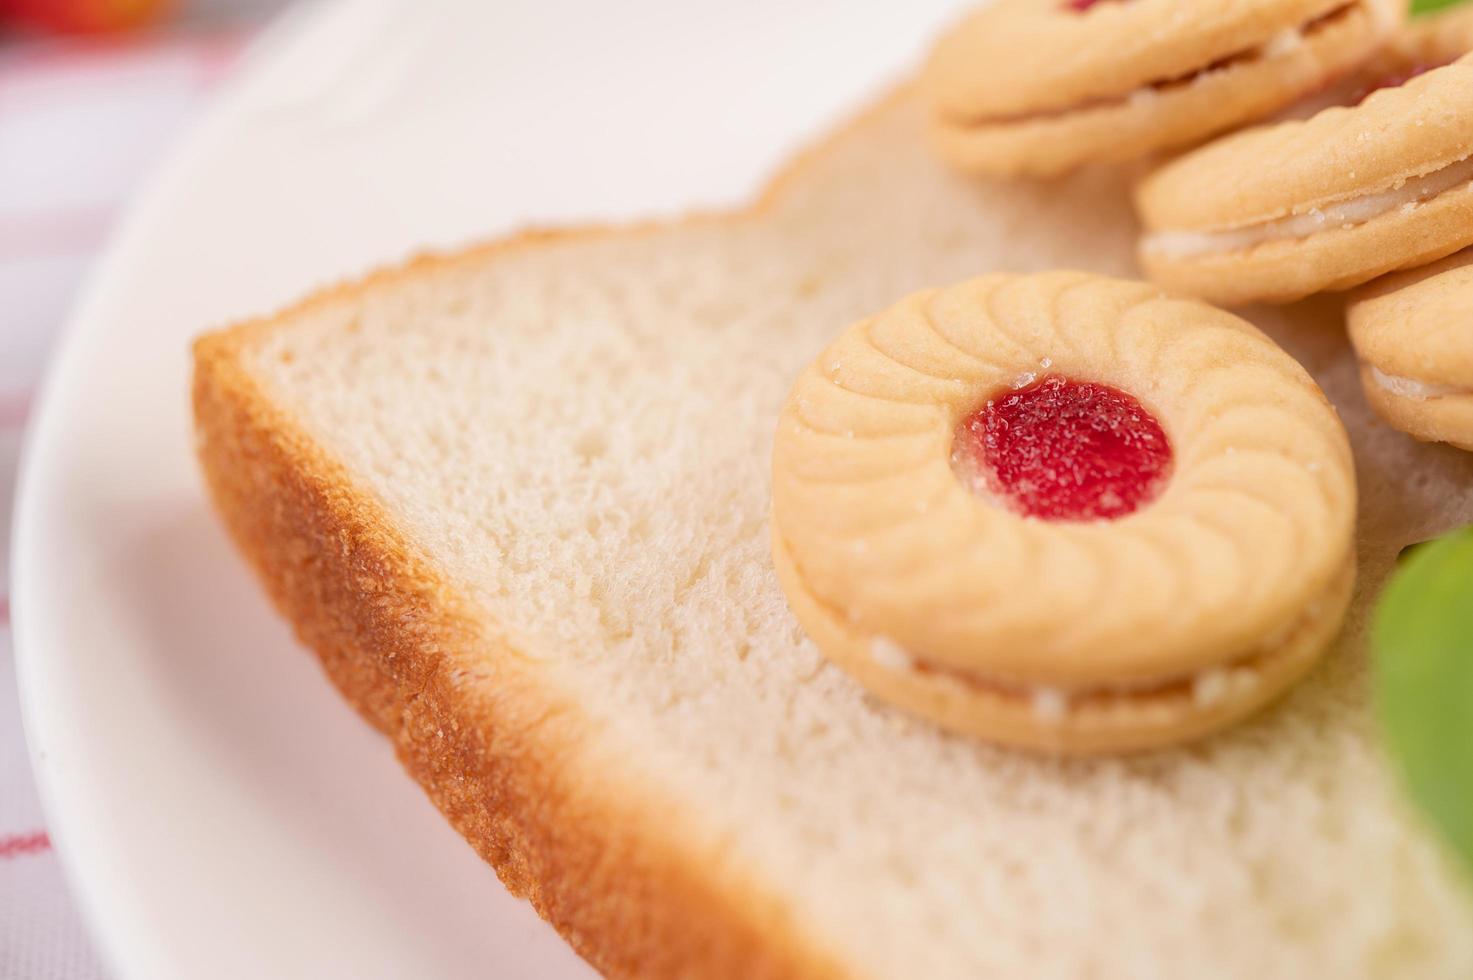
[
  {"xmin": 771, "ymin": 272, "xmax": 1356, "ymax": 755},
  {"xmin": 1136, "ymin": 53, "xmax": 1473, "ymax": 306},
  {"xmin": 922, "ymin": 0, "xmax": 1402, "ymax": 179},
  {"xmin": 1349, "ymin": 249, "xmax": 1473, "ymax": 452}
]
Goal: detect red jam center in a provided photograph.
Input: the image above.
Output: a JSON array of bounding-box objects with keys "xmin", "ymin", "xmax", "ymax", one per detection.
[
  {"xmin": 957, "ymin": 376, "xmax": 1172, "ymax": 522},
  {"xmin": 1065, "ymin": 0, "xmax": 1119, "ymax": 11}
]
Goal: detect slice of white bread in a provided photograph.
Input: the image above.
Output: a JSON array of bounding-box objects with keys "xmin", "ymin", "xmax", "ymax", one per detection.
[{"xmin": 193, "ymin": 88, "xmax": 1473, "ymax": 979}]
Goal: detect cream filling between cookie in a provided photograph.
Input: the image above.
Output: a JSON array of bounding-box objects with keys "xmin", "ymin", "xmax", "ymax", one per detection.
[
  {"xmin": 957, "ymin": 3, "xmax": 1358, "ymax": 128},
  {"xmin": 865, "ymin": 587, "xmax": 1337, "ymax": 726},
  {"xmin": 1145, "ymin": 155, "xmax": 1473, "ymax": 258},
  {"xmin": 1370, "ymin": 366, "xmax": 1470, "ymax": 399}
]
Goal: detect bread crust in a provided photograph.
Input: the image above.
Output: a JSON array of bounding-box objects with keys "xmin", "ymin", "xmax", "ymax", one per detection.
[
  {"xmin": 187, "ymin": 79, "xmax": 1473, "ymax": 975},
  {"xmin": 193, "ymin": 279, "xmax": 852, "ymax": 978}
]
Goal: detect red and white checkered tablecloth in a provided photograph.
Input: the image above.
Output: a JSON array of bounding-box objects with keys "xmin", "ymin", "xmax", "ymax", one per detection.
[{"xmin": 1, "ymin": 17, "xmax": 267, "ymax": 976}]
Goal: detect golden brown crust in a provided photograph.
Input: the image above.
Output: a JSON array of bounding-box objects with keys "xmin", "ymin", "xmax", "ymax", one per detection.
[
  {"xmin": 187, "ymin": 91, "xmax": 929, "ymax": 980},
  {"xmin": 193, "ymin": 313, "xmax": 851, "ymax": 977}
]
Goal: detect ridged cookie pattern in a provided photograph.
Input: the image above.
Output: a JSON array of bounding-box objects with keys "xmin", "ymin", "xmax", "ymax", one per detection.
[{"xmin": 772, "ymin": 272, "xmax": 1356, "ymax": 691}]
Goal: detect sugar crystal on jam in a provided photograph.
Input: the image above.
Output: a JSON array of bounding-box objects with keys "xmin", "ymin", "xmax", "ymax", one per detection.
[{"xmin": 958, "ymin": 376, "xmax": 1172, "ymax": 522}]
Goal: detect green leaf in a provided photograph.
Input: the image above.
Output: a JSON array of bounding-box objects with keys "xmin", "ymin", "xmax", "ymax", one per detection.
[
  {"xmin": 1376, "ymin": 526, "xmax": 1473, "ymax": 877},
  {"xmin": 1412, "ymin": 0, "xmax": 1472, "ymax": 14}
]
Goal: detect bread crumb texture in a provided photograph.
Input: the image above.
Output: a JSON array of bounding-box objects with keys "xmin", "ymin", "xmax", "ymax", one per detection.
[{"xmin": 196, "ymin": 91, "xmax": 1473, "ymax": 979}]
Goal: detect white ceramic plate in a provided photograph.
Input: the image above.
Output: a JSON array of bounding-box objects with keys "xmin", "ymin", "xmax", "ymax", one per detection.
[{"xmin": 11, "ymin": 1, "xmax": 968, "ymax": 976}]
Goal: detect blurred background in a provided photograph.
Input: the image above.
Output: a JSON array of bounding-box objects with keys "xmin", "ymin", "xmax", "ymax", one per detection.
[
  {"xmin": 2, "ymin": 0, "xmax": 291, "ymax": 397},
  {"xmin": 2, "ymin": 3, "xmax": 289, "ymax": 976}
]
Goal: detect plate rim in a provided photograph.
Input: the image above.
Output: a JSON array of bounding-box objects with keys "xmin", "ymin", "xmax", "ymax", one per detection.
[{"xmin": 10, "ymin": 4, "xmax": 354, "ymax": 976}]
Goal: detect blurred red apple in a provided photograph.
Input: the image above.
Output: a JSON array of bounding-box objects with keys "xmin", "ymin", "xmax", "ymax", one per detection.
[{"xmin": 0, "ymin": 0, "xmax": 175, "ymax": 34}]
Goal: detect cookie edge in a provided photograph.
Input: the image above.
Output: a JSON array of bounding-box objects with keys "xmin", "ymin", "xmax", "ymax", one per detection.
[
  {"xmin": 772, "ymin": 525, "xmax": 1355, "ymax": 756},
  {"xmin": 1356, "ymin": 364, "xmax": 1473, "ymax": 452},
  {"xmin": 930, "ymin": 0, "xmax": 1393, "ymax": 178},
  {"xmin": 1138, "ymin": 178, "xmax": 1473, "ymax": 304}
]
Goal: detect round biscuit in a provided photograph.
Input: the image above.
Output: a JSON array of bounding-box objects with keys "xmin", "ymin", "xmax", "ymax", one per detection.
[
  {"xmin": 773, "ymin": 529, "xmax": 1355, "ymax": 755},
  {"xmin": 1138, "ymin": 175, "xmax": 1473, "ymax": 305},
  {"xmin": 1348, "ymin": 248, "xmax": 1473, "ymax": 450},
  {"xmin": 770, "ymin": 272, "xmax": 1358, "ymax": 753},
  {"xmin": 932, "ymin": 0, "xmax": 1399, "ymax": 178},
  {"xmin": 1358, "ymin": 373, "xmax": 1473, "ymax": 452},
  {"xmin": 1136, "ymin": 55, "xmax": 1473, "ymax": 302},
  {"xmin": 1350, "ymin": 248, "xmax": 1473, "ymax": 385},
  {"xmin": 926, "ymin": 0, "xmax": 1370, "ymax": 120},
  {"xmin": 1137, "ymin": 54, "xmax": 1473, "ymax": 232}
]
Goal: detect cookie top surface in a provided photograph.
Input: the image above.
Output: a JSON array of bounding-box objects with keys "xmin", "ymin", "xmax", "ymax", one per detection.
[
  {"xmin": 1350, "ymin": 247, "xmax": 1473, "ymax": 384},
  {"xmin": 1137, "ymin": 52, "xmax": 1473, "ymax": 232},
  {"xmin": 925, "ymin": 0, "xmax": 1371, "ymax": 120},
  {"xmin": 771, "ymin": 272, "xmax": 1356, "ymax": 690}
]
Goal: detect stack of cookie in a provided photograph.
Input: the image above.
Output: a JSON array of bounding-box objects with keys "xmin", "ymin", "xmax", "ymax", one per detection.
[{"xmin": 924, "ymin": 0, "xmax": 1473, "ymax": 453}]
